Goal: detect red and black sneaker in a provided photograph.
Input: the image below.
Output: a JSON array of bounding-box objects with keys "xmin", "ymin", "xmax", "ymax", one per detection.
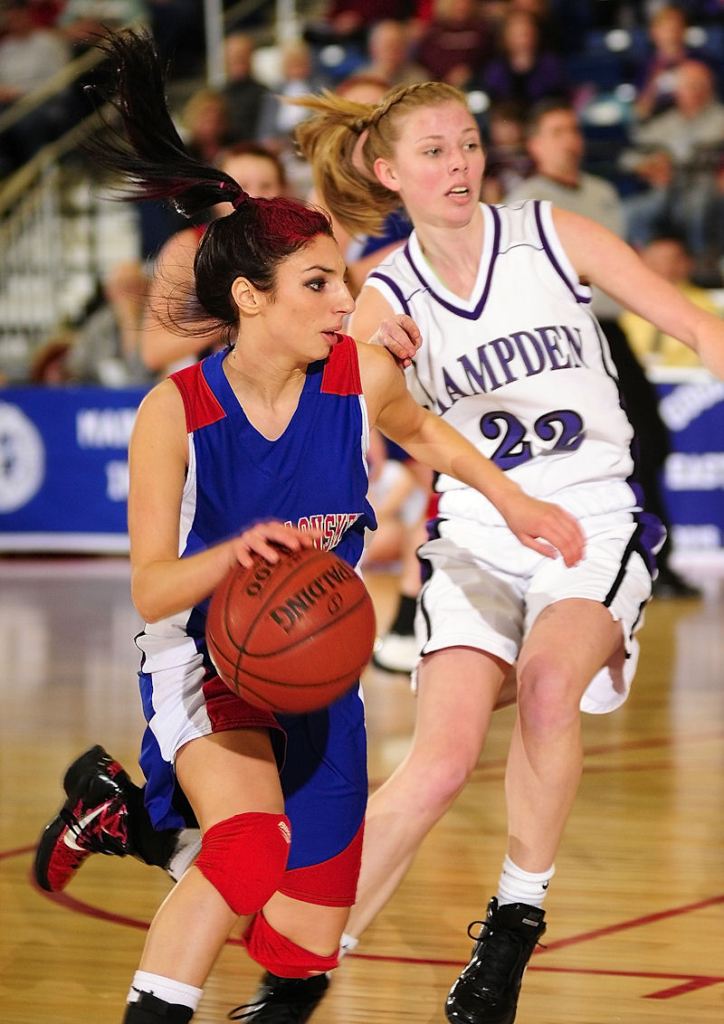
[{"xmin": 34, "ymin": 745, "xmax": 135, "ymax": 892}]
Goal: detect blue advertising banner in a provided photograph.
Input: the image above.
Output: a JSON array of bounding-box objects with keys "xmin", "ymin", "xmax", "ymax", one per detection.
[
  {"xmin": 1, "ymin": 380, "xmax": 723, "ymax": 557},
  {"xmin": 0, "ymin": 387, "xmax": 147, "ymax": 552},
  {"xmin": 657, "ymin": 378, "xmax": 724, "ymax": 559}
]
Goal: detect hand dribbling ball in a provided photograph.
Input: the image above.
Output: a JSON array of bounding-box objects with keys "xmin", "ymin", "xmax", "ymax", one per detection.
[{"xmin": 206, "ymin": 546, "xmax": 376, "ymax": 713}]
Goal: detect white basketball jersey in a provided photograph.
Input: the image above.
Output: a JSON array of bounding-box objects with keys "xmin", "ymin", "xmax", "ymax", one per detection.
[{"xmin": 367, "ymin": 200, "xmax": 638, "ymax": 525}]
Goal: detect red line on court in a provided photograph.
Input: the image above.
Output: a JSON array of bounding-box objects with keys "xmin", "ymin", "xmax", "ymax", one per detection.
[
  {"xmin": 0, "ymin": 843, "xmax": 35, "ymax": 861},
  {"xmin": 11, "ymin": 855, "xmax": 722, "ymax": 1002},
  {"xmin": 540, "ymin": 893, "xmax": 724, "ymax": 954},
  {"xmin": 523, "ymin": 965, "xmax": 723, "ymax": 999}
]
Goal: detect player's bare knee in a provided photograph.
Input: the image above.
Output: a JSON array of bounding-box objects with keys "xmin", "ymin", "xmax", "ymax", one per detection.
[
  {"xmin": 195, "ymin": 812, "xmax": 291, "ymax": 915},
  {"xmin": 412, "ymin": 752, "xmax": 476, "ymax": 816},
  {"xmin": 517, "ymin": 660, "xmax": 581, "ymax": 733}
]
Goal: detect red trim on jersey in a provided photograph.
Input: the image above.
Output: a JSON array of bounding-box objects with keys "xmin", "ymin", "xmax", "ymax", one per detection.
[
  {"xmin": 202, "ymin": 674, "xmax": 283, "ymax": 736},
  {"xmin": 426, "ymin": 492, "xmax": 441, "ymax": 520},
  {"xmin": 170, "ymin": 362, "xmax": 226, "ymax": 433},
  {"xmin": 321, "ymin": 334, "xmax": 362, "ymax": 396},
  {"xmin": 278, "ymin": 819, "xmax": 364, "ymax": 907}
]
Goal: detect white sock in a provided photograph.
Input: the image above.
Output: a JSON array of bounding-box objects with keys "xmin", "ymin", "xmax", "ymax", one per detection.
[
  {"xmin": 166, "ymin": 829, "xmax": 202, "ymax": 882},
  {"xmin": 497, "ymin": 855, "xmax": 555, "ymax": 909},
  {"xmin": 339, "ymin": 932, "xmax": 359, "ymax": 958},
  {"xmin": 127, "ymin": 971, "xmax": 202, "ymax": 1011}
]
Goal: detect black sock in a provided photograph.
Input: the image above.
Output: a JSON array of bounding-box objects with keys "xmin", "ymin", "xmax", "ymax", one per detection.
[
  {"xmin": 389, "ymin": 594, "xmax": 417, "ymax": 636},
  {"xmin": 123, "ymin": 993, "xmax": 193, "ymax": 1023},
  {"xmin": 124, "ymin": 783, "xmax": 180, "ymax": 869}
]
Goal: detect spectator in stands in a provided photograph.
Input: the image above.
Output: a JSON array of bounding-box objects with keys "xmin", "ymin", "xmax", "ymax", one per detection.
[
  {"xmin": 61, "ymin": 262, "xmax": 154, "ymax": 387},
  {"xmin": 180, "ymin": 87, "xmax": 232, "ymax": 165},
  {"xmin": 220, "ymin": 32, "xmax": 268, "ymax": 144},
  {"xmin": 21, "ymin": 1, "xmax": 64, "ymax": 29},
  {"xmin": 256, "ymin": 39, "xmax": 327, "ymax": 197},
  {"xmin": 415, "ymin": 0, "xmax": 492, "ymax": 88},
  {"xmin": 303, "ymin": 0, "xmax": 417, "ymax": 48},
  {"xmin": 621, "ymin": 60, "xmax": 724, "ymax": 285},
  {"xmin": 140, "ymin": 143, "xmax": 288, "ymax": 375},
  {"xmin": 256, "ymin": 40, "xmax": 326, "ymax": 151},
  {"xmin": 506, "ymin": 98, "xmax": 700, "ymax": 599},
  {"xmin": 471, "ymin": 7, "xmax": 569, "ymax": 111},
  {"xmin": 480, "ymin": 100, "xmax": 533, "ymax": 202},
  {"xmin": 620, "ymin": 234, "xmax": 722, "ymax": 369},
  {"xmin": 29, "ymin": 335, "xmax": 74, "ymax": 385},
  {"xmin": 357, "ymin": 20, "xmax": 427, "ymax": 88},
  {"xmin": 506, "ymin": 99, "xmax": 623, "ymax": 239},
  {"xmin": 634, "ymin": 5, "xmax": 708, "ymax": 121},
  {"xmin": 58, "ymin": 0, "xmax": 148, "ymax": 46},
  {"xmin": 0, "ymin": 2, "xmax": 72, "ymax": 172}
]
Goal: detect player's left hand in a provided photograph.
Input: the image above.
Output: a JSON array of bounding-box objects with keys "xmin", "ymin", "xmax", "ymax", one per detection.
[
  {"xmin": 501, "ymin": 493, "xmax": 586, "ymax": 567},
  {"xmin": 369, "ymin": 314, "xmax": 422, "ymax": 368}
]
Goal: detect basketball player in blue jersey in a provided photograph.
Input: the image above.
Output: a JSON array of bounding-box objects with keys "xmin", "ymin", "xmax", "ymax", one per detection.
[
  {"xmin": 289, "ymin": 83, "xmax": 724, "ymax": 1023},
  {"xmin": 33, "ymin": 32, "xmax": 584, "ymax": 1024}
]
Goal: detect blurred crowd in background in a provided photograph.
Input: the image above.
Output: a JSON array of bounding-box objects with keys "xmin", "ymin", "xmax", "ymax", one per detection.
[
  {"xmin": 1, "ymin": 0, "xmax": 721, "ymax": 618},
  {"xmin": 1, "ymin": 0, "xmax": 722, "ymax": 390}
]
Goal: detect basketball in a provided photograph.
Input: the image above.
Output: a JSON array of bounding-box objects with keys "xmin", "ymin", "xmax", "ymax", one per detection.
[{"xmin": 206, "ymin": 546, "xmax": 376, "ymax": 713}]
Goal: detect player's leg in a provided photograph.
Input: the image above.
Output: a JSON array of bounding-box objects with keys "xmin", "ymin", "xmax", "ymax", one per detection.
[
  {"xmin": 225, "ymin": 686, "xmax": 368, "ymax": 1021},
  {"xmin": 227, "ymin": 893, "xmax": 350, "ymax": 1021},
  {"xmin": 125, "ymin": 728, "xmax": 290, "ymax": 1023},
  {"xmin": 446, "ymin": 521, "xmax": 655, "ymax": 1024},
  {"xmin": 347, "ymin": 645, "xmax": 507, "ymax": 940},
  {"xmin": 351, "ymin": 528, "xmax": 523, "ymax": 941},
  {"xmin": 507, "ymin": 599, "xmax": 622, "ymax": 870},
  {"xmin": 445, "ymin": 601, "xmax": 620, "ymax": 1024},
  {"xmin": 34, "ymin": 744, "xmax": 197, "ymax": 892}
]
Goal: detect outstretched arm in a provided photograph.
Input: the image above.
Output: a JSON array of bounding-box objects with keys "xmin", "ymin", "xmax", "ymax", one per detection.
[
  {"xmin": 358, "ymin": 343, "xmax": 585, "ymax": 567},
  {"xmin": 553, "ymin": 207, "xmax": 724, "ymax": 378}
]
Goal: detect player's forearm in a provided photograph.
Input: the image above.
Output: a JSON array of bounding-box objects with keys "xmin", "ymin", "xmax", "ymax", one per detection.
[
  {"xmin": 392, "ymin": 411, "xmax": 521, "ymax": 514},
  {"xmin": 131, "ymin": 542, "xmax": 234, "ymax": 623}
]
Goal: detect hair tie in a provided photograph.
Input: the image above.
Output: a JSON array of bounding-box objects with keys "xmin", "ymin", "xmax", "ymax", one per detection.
[{"xmin": 220, "ymin": 180, "xmax": 246, "ymax": 210}]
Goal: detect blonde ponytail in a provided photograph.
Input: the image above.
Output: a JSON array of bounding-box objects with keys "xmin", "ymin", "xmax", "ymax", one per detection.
[{"xmin": 291, "ymin": 81, "xmax": 468, "ymax": 237}]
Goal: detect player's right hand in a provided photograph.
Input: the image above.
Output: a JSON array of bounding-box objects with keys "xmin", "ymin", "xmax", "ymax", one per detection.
[
  {"xmin": 369, "ymin": 314, "xmax": 422, "ymax": 368},
  {"xmin": 500, "ymin": 493, "xmax": 586, "ymax": 568},
  {"xmin": 229, "ymin": 522, "xmax": 322, "ymax": 569}
]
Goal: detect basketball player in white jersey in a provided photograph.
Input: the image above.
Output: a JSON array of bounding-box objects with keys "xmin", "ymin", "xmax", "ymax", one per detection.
[{"xmin": 293, "ymin": 82, "xmax": 724, "ymax": 1023}]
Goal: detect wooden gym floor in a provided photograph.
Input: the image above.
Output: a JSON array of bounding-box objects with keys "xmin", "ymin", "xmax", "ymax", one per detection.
[{"xmin": 1, "ymin": 557, "xmax": 723, "ymax": 1023}]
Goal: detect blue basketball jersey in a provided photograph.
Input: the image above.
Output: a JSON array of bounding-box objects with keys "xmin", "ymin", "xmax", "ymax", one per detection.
[
  {"xmin": 177, "ymin": 338, "xmax": 375, "ymax": 577},
  {"xmin": 135, "ymin": 337, "xmax": 376, "ymax": 861}
]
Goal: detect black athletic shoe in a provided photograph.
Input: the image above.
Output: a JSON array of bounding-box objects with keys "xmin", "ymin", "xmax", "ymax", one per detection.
[
  {"xmin": 123, "ymin": 992, "xmax": 194, "ymax": 1023},
  {"xmin": 34, "ymin": 745, "xmax": 135, "ymax": 892},
  {"xmin": 227, "ymin": 972, "xmax": 330, "ymax": 1022},
  {"xmin": 445, "ymin": 899, "xmax": 546, "ymax": 1024}
]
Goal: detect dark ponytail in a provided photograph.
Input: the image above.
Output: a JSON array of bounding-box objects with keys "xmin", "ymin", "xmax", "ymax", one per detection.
[
  {"xmin": 87, "ymin": 28, "xmax": 246, "ymax": 217},
  {"xmin": 86, "ymin": 28, "xmax": 331, "ymax": 336}
]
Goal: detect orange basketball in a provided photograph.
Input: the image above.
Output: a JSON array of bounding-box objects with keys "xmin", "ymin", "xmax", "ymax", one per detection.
[{"xmin": 206, "ymin": 546, "xmax": 376, "ymax": 713}]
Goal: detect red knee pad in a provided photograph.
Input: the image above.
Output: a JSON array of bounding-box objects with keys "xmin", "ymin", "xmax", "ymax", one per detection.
[
  {"xmin": 196, "ymin": 812, "xmax": 291, "ymax": 916},
  {"xmin": 243, "ymin": 911, "xmax": 340, "ymax": 978}
]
